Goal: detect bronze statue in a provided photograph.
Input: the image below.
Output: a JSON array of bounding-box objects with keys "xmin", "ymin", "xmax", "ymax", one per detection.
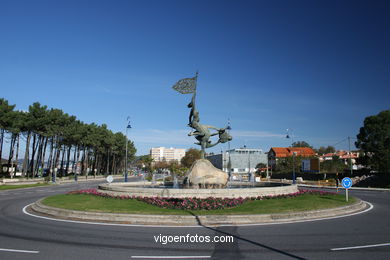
[{"xmin": 173, "ymin": 72, "xmax": 232, "ymax": 158}]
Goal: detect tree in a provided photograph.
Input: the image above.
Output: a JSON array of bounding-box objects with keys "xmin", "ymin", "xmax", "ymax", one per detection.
[
  {"xmin": 274, "ymin": 156, "xmax": 304, "ymax": 173},
  {"xmin": 292, "ymin": 141, "xmax": 312, "ymax": 148},
  {"xmin": 0, "ymin": 100, "xmax": 135, "ymax": 179},
  {"xmin": 181, "ymin": 148, "xmax": 201, "ymax": 168},
  {"xmin": 317, "ymin": 146, "xmax": 336, "ymax": 155},
  {"xmin": 0, "ymin": 98, "xmax": 16, "ymax": 164},
  {"xmin": 255, "ymin": 163, "xmax": 267, "ymax": 169},
  {"xmin": 356, "ymin": 110, "xmax": 390, "ymax": 173},
  {"xmin": 321, "ymin": 156, "xmax": 347, "ymax": 174},
  {"xmin": 136, "ymin": 155, "xmax": 153, "ymax": 172}
]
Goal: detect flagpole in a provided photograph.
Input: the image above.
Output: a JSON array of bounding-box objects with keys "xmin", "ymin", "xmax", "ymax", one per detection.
[{"xmin": 193, "ymin": 70, "xmax": 198, "ymax": 105}]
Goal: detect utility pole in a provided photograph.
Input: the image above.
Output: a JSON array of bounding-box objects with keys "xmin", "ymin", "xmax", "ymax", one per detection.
[{"xmin": 125, "ymin": 117, "xmax": 132, "ymax": 182}]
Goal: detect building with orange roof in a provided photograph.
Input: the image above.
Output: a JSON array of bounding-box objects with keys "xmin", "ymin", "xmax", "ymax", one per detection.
[{"xmin": 268, "ymin": 147, "xmax": 316, "ymax": 170}]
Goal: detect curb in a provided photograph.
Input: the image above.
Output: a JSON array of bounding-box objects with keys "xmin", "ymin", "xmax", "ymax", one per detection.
[
  {"xmin": 298, "ymin": 184, "xmax": 390, "ymax": 192},
  {"xmin": 29, "ymin": 198, "xmax": 369, "ymax": 226},
  {"xmin": 1, "ymin": 176, "xmax": 127, "ymax": 186}
]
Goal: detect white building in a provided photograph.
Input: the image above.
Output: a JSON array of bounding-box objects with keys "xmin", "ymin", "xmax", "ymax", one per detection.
[
  {"xmin": 207, "ymin": 148, "xmax": 267, "ymax": 176},
  {"xmin": 150, "ymin": 147, "xmax": 186, "ymax": 164}
]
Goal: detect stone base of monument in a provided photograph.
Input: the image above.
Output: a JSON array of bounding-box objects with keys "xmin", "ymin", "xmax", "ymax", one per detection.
[{"xmin": 184, "ymin": 159, "xmax": 228, "ymax": 188}]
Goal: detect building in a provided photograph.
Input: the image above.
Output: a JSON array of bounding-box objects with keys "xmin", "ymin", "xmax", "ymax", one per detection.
[
  {"xmin": 319, "ymin": 150, "xmax": 360, "ymax": 166},
  {"xmin": 207, "ymin": 148, "xmax": 267, "ymax": 177},
  {"xmin": 150, "ymin": 147, "xmax": 186, "ymax": 164},
  {"xmin": 268, "ymin": 147, "xmax": 316, "ymax": 169}
]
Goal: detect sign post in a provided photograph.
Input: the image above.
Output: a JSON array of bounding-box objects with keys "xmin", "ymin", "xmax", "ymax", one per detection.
[{"xmin": 341, "ymin": 177, "xmax": 352, "ymax": 202}]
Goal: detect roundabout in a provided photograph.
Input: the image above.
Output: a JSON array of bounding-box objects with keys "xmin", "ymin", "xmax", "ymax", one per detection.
[
  {"xmin": 25, "ymin": 182, "xmax": 369, "ymax": 226},
  {"xmin": 26, "ymin": 196, "xmax": 370, "ymax": 226},
  {"xmin": 0, "ymin": 179, "xmax": 389, "ymax": 260}
]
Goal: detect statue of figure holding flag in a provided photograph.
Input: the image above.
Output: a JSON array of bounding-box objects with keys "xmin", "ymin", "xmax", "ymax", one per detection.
[{"xmin": 172, "ymin": 72, "xmax": 232, "ymax": 159}]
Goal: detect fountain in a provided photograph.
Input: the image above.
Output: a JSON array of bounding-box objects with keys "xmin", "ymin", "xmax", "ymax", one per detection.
[{"xmin": 98, "ymin": 73, "xmax": 297, "ymax": 198}]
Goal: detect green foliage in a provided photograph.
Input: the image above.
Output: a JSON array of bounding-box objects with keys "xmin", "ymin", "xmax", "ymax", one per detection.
[
  {"xmin": 135, "ymin": 155, "xmax": 153, "ymax": 172},
  {"xmin": 274, "ymin": 156, "xmax": 304, "ymax": 173},
  {"xmin": 317, "ymin": 146, "xmax": 336, "ymax": 155},
  {"xmin": 321, "ymin": 156, "xmax": 347, "ymax": 173},
  {"xmin": 256, "ymin": 163, "xmax": 267, "ymax": 169},
  {"xmin": 0, "ymin": 98, "xmax": 137, "ymax": 176},
  {"xmin": 181, "ymin": 148, "xmax": 201, "ymax": 167},
  {"xmin": 356, "ymin": 110, "xmax": 390, "ymax": 173},
  {"xmin": 292, "ymin": 141, "xmax": 312, "ymax": 148},
  {"xmin": 0, "ymin": 98, "xmax": 16, "ymax": 130}
]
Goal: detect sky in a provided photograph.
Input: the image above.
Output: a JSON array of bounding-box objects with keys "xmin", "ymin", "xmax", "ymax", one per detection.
[{"xmin": 1, "ymin": 0, "xmax": 389, "ymax": 156}]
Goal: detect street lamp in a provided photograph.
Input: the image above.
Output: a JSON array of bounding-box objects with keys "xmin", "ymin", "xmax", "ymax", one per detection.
[
  {"xmin": 265, "ymin": 152, "xmax": 269, "ymax": 179},
  {"xmin": 286, "ymin": 128, "xmax": 296, "ymax": 184},
  {"xmin": 226, "ymin": 119, "xmax": 232, "ymax": 179},
  {"xmin": 125, "ymin": 117, "xmax": 132, "ymax": 182}
]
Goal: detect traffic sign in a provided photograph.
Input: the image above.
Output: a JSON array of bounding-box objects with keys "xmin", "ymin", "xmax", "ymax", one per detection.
[
  {"xmin": 342, "ymin": 177, "xmax": 352, "ymax": 202},
  {"xmin": 342, "ymin": 177, "xmax": 352, "ymax": 189},
  {"xmin": 106, "ymin": 175, "xmax": 113, "ymax": 183}
]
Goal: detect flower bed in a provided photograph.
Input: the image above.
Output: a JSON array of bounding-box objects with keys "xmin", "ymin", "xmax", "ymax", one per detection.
[{"xmin": 67, "ymin": 189, "xmax": 335, "ymax": 210}]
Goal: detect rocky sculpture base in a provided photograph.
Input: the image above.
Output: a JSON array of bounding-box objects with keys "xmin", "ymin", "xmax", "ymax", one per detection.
[{"xmin": 184, "ymin": 159, "xmax": 228, "ymax": 188}]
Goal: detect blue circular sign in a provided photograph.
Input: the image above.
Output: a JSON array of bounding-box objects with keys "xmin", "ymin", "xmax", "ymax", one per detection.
[{"xmin": 342, "ymin": 177, "xmax": 352, "ymax": 189}]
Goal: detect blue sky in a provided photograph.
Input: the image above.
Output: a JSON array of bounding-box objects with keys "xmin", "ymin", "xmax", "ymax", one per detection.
[{"xmin": 1, "ymin": 0, "xmax": 389, "ymax": 156}]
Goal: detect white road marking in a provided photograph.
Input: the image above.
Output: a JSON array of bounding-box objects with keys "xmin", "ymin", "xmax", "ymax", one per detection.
[
  {"xmin": 331, "ymin": 242, "xmax": 390, "ymax": 251},
  {"xmin": 22, "ymin": 201, "xmax": 374, "ymax": 228},
  {"xmin": 0, "ymin": 248, "xmax": 39, "ymax": 254},
  {"xmin": 131, "ymin": 256, "xmax": 210, "ymax": 259}
]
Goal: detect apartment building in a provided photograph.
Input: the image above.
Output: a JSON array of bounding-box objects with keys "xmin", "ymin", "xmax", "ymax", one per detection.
[{"xmin": 150, "ymin": 147, "xmax": 186, "ymax": 164}]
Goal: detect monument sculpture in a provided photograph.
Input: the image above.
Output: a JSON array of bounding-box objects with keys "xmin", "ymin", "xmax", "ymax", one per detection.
[{"xmin": 172, "ymin": 72, "xmax": 232, "ymax": 188}]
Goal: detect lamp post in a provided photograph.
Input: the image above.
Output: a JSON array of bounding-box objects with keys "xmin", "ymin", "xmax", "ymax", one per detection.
[
  {"xmin": 292, "ymin": 151, "xmax": 297, "ymax": 184},
  {"xmin": 265, "ymin": 152, "xmax": 269, "ymax": 179},
  {"xmin": 286, "ymin": 128, "xmax": 296, "ymax": 184},
  {"xmin": 125, "ymin": 117, "xmax": 132, "ymax": 182},
  {"xmin": 226, "ymin": 119, "xmax": 232, "ymax": 179}
]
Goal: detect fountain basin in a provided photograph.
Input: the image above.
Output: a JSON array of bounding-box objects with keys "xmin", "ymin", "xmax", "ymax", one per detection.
[{"xmin": 98, "ymin": 182, "xmax": 298, "ymax": 199}]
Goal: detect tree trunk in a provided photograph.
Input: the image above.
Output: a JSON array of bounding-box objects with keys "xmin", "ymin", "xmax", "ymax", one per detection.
[
  {"xmin": 106, "ymin": 149, "xmax": 110, "ymax": 175},
  {"xmin": 75, "ymin": 146, "xmax": 81, "ymax": 174},
  {"xmin": 72, "ymin": 146, "xmax": 77, "ymax": 174},
  {"xmin": 7, "ymin": 133, "xmax": 16, "ymax": 175},
  {"xmin": 0, "ymin": 129, "xmax": 4, "ymax": 165},
  {"xmin": 13, "ymin": 134, "xmax": 20, "ymax": 178},
  {"xmin": 29, "ymin": 133, "xmax": 38, "ymax": 178},
  {"xmin": 95, "ymin": 153, "xmax": 101, "ymax": 175},
  {"xmin": 85, "ymin": 148, "xmax": 90, "ymax": 178},
  {"xmin": 40, "ymin": 137, "xmax": 48, "ymax": 175},
  {"xmin": 59, "ymin": 145, "xmax": 65, "ymax": 176},
  {"xmin": 53, "ymin": 140, "xmax": 61, "ymax": 180},
  {"xmin": 22, "ymin": 131, "xmax": 32, "ymax": 178},
  {"xmin": 33, "ymin": 136, "xmax": 43, "ymax": 178},
  {"xmin": 47, "ymin": 138, "xmax": 54, "ymax": 182},
  {"xmin": 80, "ymin": 147, "xmax": 86, "ymax": 176},
  {"xmin": 65, "ymin": 146, "xmax": 71, "ymax": 175},
  {"xmin": 112, "ymin": 154, "xmax": 116, "ymax": 175}
]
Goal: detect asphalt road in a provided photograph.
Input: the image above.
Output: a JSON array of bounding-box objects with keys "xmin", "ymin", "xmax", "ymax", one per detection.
[{"xmin": 0, "ymin": 180, "xmax": 389, "ymax": 260}]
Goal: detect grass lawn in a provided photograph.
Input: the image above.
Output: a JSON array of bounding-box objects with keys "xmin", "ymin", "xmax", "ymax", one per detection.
[
  {"xmin": 0, "ymin": 183, "xmax": 49, "ymax": 190},
  {"xmin": 42, "ymin": 193, "xmax": 357, "ymax": 215}
]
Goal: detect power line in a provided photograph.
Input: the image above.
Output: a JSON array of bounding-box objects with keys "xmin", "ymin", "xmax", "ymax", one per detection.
[{"xmin": 332, "ymin": 138, "xmax": 348, "ymax": 147}]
